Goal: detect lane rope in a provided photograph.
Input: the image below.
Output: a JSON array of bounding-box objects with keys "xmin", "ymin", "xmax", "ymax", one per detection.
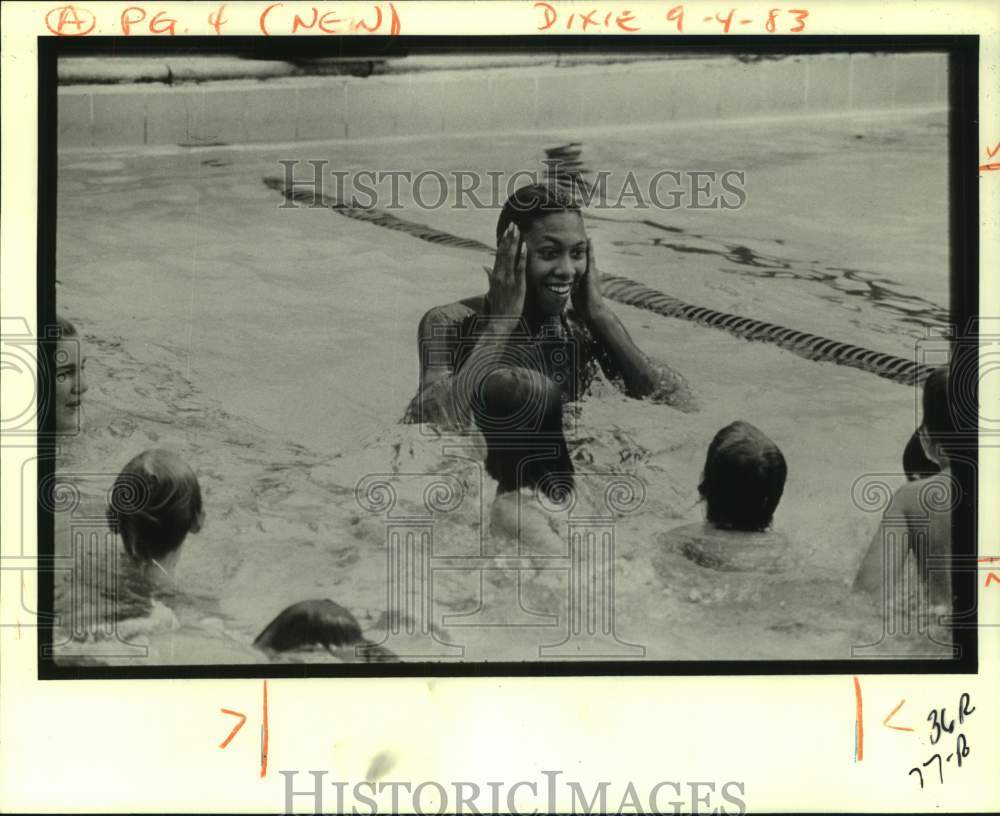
[{"xmin": 264, "ymin": 176, "xmax": 936, "ymax": 387}]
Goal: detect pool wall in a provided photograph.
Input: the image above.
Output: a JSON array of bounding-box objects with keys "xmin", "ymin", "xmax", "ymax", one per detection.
[{"xmin": 58, "ymin": 51, "xmax": 947, "ymax": 149}]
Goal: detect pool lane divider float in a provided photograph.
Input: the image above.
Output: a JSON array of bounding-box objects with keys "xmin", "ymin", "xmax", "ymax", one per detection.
[{"xmin": 263, "ymin": 175, "xmax": 936, "ymax": 388}]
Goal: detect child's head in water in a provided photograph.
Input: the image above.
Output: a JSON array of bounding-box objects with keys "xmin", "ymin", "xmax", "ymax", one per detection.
[
  {"xmin": 53, "ymin": 315, "xmax": 88, "ymax": 432},
  {"xmin": 106, "ymin": 449, "xmax": 204, "ymax": 578},
  {"xmin": 902, "ymin": 430, "xmax": 939, "ymax": 481},
  {"xmin": 916, "ymin": 366, "xmax": 955, "ymax": 467},
  {"xmin": 903, "ymin": 366, "xmax": 953, "ymax": 480},
  {"xmin": 480, "ymin": 369, "xmax": 574, "ymax": 498},
  {"xmin": 698, "ymin": 421, "xmax": 787, "ymax": 532}
]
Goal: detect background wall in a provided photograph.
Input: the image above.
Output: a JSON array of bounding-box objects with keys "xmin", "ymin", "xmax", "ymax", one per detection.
[{"xmin": 57, "ymin": 51, "xmax": 948, "ymax": 149}]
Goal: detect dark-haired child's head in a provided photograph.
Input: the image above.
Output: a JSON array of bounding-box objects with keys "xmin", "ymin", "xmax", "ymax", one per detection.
[
  {"xmin": 480, "ymin": 369, "xmax": 574, "ymax": 498},
  {"xmin": 106, "ymin": 449, "xmax": 204, "ymax": 568},
  {"xmin": 902, "ymin": 429, "xmax": 939, "ymax": 481},
  {"xmin": 495, "ymin": 183, "xmax": 587, "ymax": 318},
  {"xmin": 698, "ymin": 421, "xmax": 787, "ymax": 532},
  {"xmin": 917, "ymin": 366, "xmax": 954, "ymax": 466},
  {"xmin": 485, "ymin": 432, "xmax": 575, "ymax": 501},
  {"xmin": 921, "ymin": 366, "xmax": 954, "ymax": 436}
]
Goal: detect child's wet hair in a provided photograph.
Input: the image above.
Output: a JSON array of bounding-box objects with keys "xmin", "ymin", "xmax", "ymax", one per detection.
[
  {"xmin": 106, "ymin": 449, "xmax": 204, "ymax": 563},
  {"xmin": 495, "ymin": 182, "xmax": 582, "ymax": 246},
  {"xmin": 698, "ymin": 421, "xmax": 787, "ymax": 532},
  {"xmin": 480, "ymin": 371, "xmax": 574, "ymax": 497},
  {"xmin": 921, "ymin": 366, "xmax": 955, "ymax": 437},
  {"xmin": 484, "ymin": 428, "xmax": 575, "ymax": 499},
  {"xmin": 902, "ymin": 429, "xmax": 939, "ymax": 481},
  {"xmin": 55, "ymin": 315, "xmax": 78, "ymax": 338}
]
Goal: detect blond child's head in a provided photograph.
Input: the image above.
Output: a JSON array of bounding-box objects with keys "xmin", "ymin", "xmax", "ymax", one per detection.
[{"xmin": 53, "ymin": 315, "xmax": 88, "ymax": 432}]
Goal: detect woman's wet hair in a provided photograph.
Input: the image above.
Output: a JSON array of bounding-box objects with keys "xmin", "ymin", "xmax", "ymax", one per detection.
[
  {"xmin": 106, "ymin": 449, "xmax": 204, "ymax": 563},
  {"xmin": 495, "ymin": 182, "xmax": 582, "ymax": 246},
  {"xmin": 698, "ymin": 421, "xmax": 787, "ymax": 532}
]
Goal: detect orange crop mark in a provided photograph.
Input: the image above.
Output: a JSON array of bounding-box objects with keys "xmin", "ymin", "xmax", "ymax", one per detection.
[
  {"xmin": 985, "ymin": 572, "xmax": 1000, "ymax": 588},
  {"xmin": 977, "ymin": 556, "xmax": 1000, "ymax": 563},
  {"xmin": 980, "ymin": 145, "xmax": 1000, "ymax": 171},
  {"xmin": 883, "ymin": 699, "xmax": 914, "ymax": 732},
  {"xmin": 218, "ymin": 681, "xmax": 269, "ymax": 775},
  {"xmin": 219, "ymin": 709, "xmax": 247, "ymax": 749},
  {"xmin": 260, "ymin": 680, "xmax": 269, "ymax": 778},
  {"xmin": 854, "ymin": 676, "xmax": 864, "ymax": 761}
]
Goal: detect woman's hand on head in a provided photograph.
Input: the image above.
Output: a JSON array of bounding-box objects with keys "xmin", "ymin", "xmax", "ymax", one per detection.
[
  {"xmin": 572, "ymin": 239, "xmax": 609, "ymax": 325},
  {"xmin": 486, "ymin": 224, "xmax": 527, "ymax": 319}
]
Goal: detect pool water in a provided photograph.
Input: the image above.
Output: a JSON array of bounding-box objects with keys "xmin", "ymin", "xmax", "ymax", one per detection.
[{"xmin": 53, "ymin": 109, "xmax": 953, "ymax": 663}]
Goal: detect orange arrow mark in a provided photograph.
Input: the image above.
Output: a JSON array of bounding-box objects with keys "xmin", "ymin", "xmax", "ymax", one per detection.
[
  {"xmin": 883, "ymin": 698, "xmax": 914, "ymax": 732},
  {"xmin": 219, "ymin": 709, "xmax": 247, "ymax": 749},
  {"xmin": 853, "ymin": 676, "xmax": 864, "ymax": 761},
  {"xmin": 985, "ymin": 572, "xmax": 1000, "ymax": 588},
  {"xmin": 260, "ymin": 680, "xmax": 269, "ymax": 778}
]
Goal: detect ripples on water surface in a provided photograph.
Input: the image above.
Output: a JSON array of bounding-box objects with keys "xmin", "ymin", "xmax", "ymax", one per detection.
[{"xmin": 53, "ymin": 111, "xmax": 952, "ymax": 664}]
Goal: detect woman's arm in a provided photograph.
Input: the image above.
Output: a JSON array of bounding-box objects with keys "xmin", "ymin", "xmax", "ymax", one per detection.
[
  {"xmin": 575, "ymin": 240, "xmax": 698, "ymax": 412},
  {"xmin": 406, "ymin": 226, "xmax": 528, "ymax": 427}
]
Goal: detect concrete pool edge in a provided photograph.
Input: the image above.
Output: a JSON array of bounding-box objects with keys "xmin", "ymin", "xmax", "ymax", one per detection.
[{"xmin": 58, "ymin": 51, "xmax": 948, "ymax": 149}]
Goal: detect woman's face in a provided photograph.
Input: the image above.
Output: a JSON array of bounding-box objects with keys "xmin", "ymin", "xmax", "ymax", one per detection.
[
  {"xmin": 523, "ymin": 211, "xmax": 587, "ymax": 317},
  {"xmin": 54, "ymin": 339, "xmax": 88, "ymax": 432}
]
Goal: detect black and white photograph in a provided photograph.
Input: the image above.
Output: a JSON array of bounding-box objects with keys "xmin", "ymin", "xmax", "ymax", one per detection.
[{"xmin": 39, "ymin": 35, "xmax": 978, "ymax": 672}]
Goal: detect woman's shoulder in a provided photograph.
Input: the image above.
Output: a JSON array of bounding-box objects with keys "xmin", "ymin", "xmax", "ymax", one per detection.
[{"xmin": 419, "ymin": 296, "xmax": 487, "ymax": 334}]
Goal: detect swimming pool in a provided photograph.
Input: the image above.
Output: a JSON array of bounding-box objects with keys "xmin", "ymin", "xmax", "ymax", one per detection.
[{"xmin": 53, "ymin": 107, "xmax": 952, "ymax": 663}]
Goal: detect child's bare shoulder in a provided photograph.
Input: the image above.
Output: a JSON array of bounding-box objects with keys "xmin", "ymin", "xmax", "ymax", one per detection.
[{"xmin": 891, "ymin": 472, "xmax": 952, "ymax": 519}]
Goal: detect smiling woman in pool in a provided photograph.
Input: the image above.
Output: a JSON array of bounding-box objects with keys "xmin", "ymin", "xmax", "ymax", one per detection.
[{"xmin": 405, "ymin": 182, "xmax": 696, "ymax": 493}]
